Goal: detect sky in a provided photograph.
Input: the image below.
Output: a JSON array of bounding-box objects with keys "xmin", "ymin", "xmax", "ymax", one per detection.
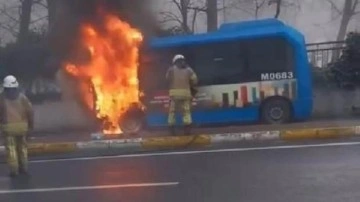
[
  {"xmin": 155, "ymin": 0, "xmax": 360, "ymax": 43},
  {"xmin": 0, "ymin": 0, "xmax": 359, "ymax": 44}
]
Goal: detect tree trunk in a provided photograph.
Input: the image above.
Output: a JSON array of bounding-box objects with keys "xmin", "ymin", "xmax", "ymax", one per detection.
[
  {"xmin": 18, "ymin": 0, "xmax": 34, "ymax": 44},
  {"xmin": 332, "ymin": 0, "xmax": 355, "ymax": 62},
  {"xmin": 336, "ymin": 0, "xmax": 354, "ymax": 41},
  {"xmin": 180, "ymin": 0, "xmax": 190, "ymax": 33},
  {"xmin": 206, "ymin": 0, "xmax": 218, "ymax": 32},
  {"xmin": 274, "ymin": 0, "xmax": 282, "ymax": 19},
  {"xmin": 336, "ymin": 13, "xmax": 351, "ymax": 41},
  {"xmin": 255, "ymin": 7, "xmax": 259, "ymax": 19},
  {"xmin": 47, "ymin": 0, "xmax": 58, "ymax": 32}
]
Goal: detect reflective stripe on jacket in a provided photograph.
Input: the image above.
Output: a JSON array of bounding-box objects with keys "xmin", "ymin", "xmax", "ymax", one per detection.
[
  {"xmin": 1, "ymin": 122, "xmax": 28, "ymax": 136},
  {"xmin": 166, "ymin": 66, "xmax": 198, "ymax": 98}
]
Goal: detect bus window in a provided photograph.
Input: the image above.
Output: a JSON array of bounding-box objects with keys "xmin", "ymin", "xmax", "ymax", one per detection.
[
  {"xmin": 246, "ymin": 37, "xmax": 295, "ymax": 81},
  {"xmin": 186, "ymin": 41, "xmax": 247, "ymax": 86}
]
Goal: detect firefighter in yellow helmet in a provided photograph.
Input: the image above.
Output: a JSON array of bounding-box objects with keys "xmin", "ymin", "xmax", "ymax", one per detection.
[
  {"xmin": 0, "ymin": 75, "xmax": 34, "ymax": 177},
  {"xmin": 166, "ymin": 54, "xmax": 198, "ymax": 135}
]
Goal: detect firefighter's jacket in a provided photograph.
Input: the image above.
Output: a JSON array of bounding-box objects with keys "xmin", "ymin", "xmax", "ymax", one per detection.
[
  {"xmin": 166, "ymin": 65, "xmax": 198, "ymax": 98},
  {"xmin": 0, "ymin": 93, "xmax": 33, "ymax": 136}
]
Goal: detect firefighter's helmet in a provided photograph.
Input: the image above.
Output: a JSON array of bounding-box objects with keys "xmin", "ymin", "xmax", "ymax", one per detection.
[{"xmin": 3, "ymin": 75, "xmax": 19, "ymax": 88}]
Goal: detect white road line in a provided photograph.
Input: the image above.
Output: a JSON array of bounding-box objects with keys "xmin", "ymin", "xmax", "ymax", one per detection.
[
  {"xmin": 30, "ymin": 141, "xmax": 360, "ymax": 164},
  {"xmin": 0, "ymin": 182, "xmax": 179, "ymax": 194}
]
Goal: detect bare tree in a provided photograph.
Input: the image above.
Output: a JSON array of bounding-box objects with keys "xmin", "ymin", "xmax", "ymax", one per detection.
[
  {"xmin": 33, "ymin": 0, "xmax": 57, "ymax": 31},
  {"xmin": 159, "ymin": 0, "xmax": 200, "ymax": 33},
  {"xmin": 327, "ymin": 0, "xmax": 360, "ymax": 41},
  {"xmin": 160, "ymin": 0, "xmax": 223, "ymax": 33},
  {"xmin": 0, "ymin": 0, "xmax": 49, "ymax": 44}
]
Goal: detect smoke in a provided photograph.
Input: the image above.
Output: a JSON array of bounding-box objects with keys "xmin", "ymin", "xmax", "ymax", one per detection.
[{"xmin": 49, "ymin": 0, "xmax": 157, "ymax": 62}]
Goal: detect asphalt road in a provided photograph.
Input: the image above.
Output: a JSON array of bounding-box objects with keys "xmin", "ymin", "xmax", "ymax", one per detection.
[{"xmin": 0, "ymin": 139, "xmax": 360, "ymax": 202}]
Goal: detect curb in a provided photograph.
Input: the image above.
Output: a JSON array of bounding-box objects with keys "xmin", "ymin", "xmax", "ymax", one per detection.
[{"xmin": 0, "ymin": 126, "xmax": 359, "ymax": 156}]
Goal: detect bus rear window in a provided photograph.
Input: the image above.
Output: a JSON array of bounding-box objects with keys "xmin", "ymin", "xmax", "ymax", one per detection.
[{"xmin": 247, "ymin": 37, "xmax": 295, "ymax": 74}]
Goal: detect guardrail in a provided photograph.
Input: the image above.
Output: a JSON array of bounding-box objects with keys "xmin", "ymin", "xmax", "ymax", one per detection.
[{"xmin": 306, "ymin": 41, "xmax": 346, "ymax": 68}]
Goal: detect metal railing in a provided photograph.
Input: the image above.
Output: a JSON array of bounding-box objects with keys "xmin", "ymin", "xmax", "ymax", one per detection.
[{"xmin": 306, "ymin": 41, "xmax": 346, "ymax": 68}]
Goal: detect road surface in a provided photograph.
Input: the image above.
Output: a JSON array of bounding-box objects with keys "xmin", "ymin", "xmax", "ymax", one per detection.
[{"xmin": 0, "ymin": 139, "xmax": 360, "ymax": 202}]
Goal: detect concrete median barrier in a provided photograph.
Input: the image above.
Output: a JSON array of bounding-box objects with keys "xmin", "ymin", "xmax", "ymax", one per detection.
[
  {"xmin": 28, "ymin": 142, "xmax": 77, "ymax": 155},
  {"xmin": 28, "ymin": 143, "xmax": 46, "ymax": 155},
  {"xmin": 0, "ymin": 125, "xmax": 359, "ymax": 156},
  {"xmin": 210, "ymin": 131, "xmax": 280, "ymax": 143},
  {"xmin": 141, "ymin": 135, "xmax": 211, "ymax": 150},
  {"xmin": 280, "ymin": 127, "xmax": 358, "ymax": 141},
  {"xmin": 109, "ymin": 138, "xmax": 142, "ymax": 150},
  {"xmin": 76, "ymin": 140, "xmax": 110, "ymax": 150},
  {"xmin": 42, "ymin": 142, "xmax": 77, "ymax": 153}
]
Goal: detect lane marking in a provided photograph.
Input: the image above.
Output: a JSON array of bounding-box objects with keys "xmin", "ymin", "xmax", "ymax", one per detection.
[
  {"xmin": 0, "ymin": 182, "xmax": 179, "ymax": 194},
  {"xmin": 30, "ymin": 141, "xmax": 360, "ymax": 163}
]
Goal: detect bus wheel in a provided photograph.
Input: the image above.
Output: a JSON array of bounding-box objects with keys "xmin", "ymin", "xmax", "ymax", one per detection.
[
  {"xmin": 119, "ymin": 104, "xmax": 145, "ymax": 136},
  {"xmin": 261, "ymin": 98, "xmax": 292, "ymax": 124},
  {"xmin": 120, "ymin": 116, "xmax": 143, "ymax": 136}
]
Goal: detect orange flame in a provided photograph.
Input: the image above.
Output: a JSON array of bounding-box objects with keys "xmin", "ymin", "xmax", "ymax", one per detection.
[{"xmin": 65, "ymin": 13, "xmax": 143, "ymax": 135}]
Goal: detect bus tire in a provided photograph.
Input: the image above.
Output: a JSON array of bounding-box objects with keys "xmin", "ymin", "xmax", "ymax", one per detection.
[
  {"xmin": 120, "ymin": 116, "xmax": 144, "ymax": 136},
  {"xmin": 119, "ymin": 103, "xmax": 145, "ymax": 135},
  {"xmin": 260, "ymin": 97, "xmax": 292, "ymax": 124}
]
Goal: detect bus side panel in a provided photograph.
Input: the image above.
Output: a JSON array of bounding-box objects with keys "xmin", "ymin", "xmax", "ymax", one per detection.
[
  {"xmin": 286, "ymin": 30, "xmax": 313, "ymax": 121},
  {"xmin": 145, "ymin": 78, "xmax": 297, "ymax": 127},
  {"xmin": 146, "ymin": 107, "xmax": 259, "ymax": 127},
  {"xmin": 292, "ymin": 98, "xmax": 313, "ymax": 121}
]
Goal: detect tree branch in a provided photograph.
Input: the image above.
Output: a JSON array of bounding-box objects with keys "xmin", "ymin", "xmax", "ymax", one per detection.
[
  {"xmin": 187, "ymin": 5, "xmax": 207, "ymax": 12},
  {"xmin": 326, "ymin": 0, "xmax": 342, "ymax": 14},
  {"xmin": 256, "ymin": 0, "xmax": 267, "ymax": 9},
  {"xmin": 33, "ymin": 0, "xmax": 47, "ymax": 9},
  {"xmin": 0, "ymin": 5, "xmax": 20, "ymax": 23},
  {"xmin": 0, "ymin": 23, "xmax": 19, "ymax": 37},
  {"xmin": 232, "ymin": 4, "xmax": 258, "ymax": 16},
  {"xmin": 171, "ymin": 0, "xmax": 182, "ymax": 14},
  {"xmin": 30, "ymin": 15, "xmax": 48, "ymax": 24},
  {"xmin": 158, "ymin": 11, "xmax": 184, "ymax": 26}
]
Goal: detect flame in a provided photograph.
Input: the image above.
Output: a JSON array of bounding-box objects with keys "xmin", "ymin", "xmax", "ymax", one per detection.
[{"xmin": 65, "ymin": 13, "xmax": 143, "ymax": 135}]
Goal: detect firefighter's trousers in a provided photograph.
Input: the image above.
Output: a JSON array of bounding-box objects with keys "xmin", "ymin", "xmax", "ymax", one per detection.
[
  {"xmin": 168, "ymin": 98, "xmax": 192, "ymax": 126},
  {"xmin": 5, "ymin": 135, "xmax": 28, "ymax": 174}
]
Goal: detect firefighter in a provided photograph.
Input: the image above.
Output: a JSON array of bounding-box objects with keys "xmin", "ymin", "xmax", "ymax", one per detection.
[
  {"xmin": 0, "ymin": 75, "xmax": 34, "ymax": 177},
  {"xmin": 166, "ymin": 54, "xmax": 198, "ymax": 135}
]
